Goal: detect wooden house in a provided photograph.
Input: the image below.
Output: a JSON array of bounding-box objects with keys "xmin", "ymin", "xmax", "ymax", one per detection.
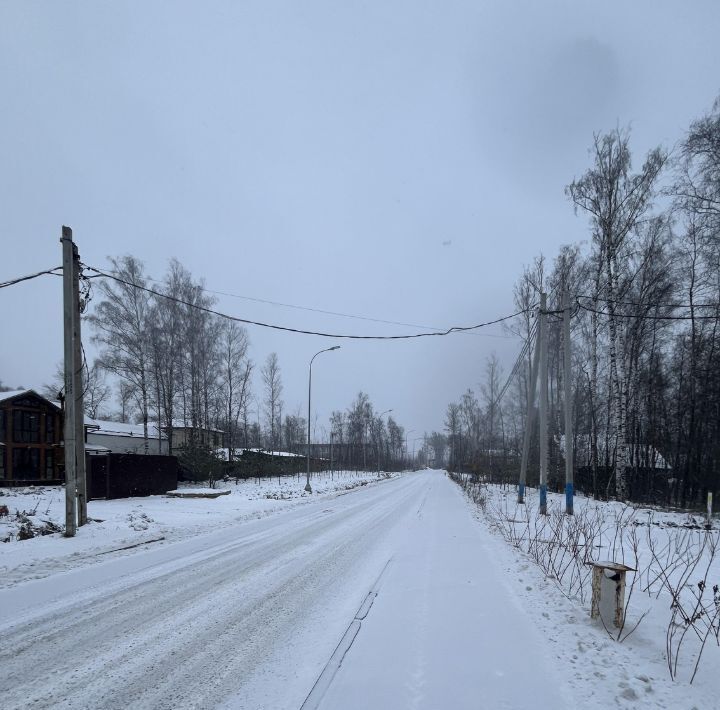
[{"xmin": 0, "ymin": 390, "xmax": 63, "ymax": 485}]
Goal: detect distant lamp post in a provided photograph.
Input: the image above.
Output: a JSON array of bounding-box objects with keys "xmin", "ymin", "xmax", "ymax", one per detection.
[
  {"xmin": 375, "ymin": 409, "xmax": 392, "ymax": 473},
  {"xmin": 411, "ymin": 436, "xmax": 425, "ymax": 469},
  {"xmin": 306, "ymin": 346, "xmax": 340, "ymax": 493},
  {"xmin": 405, "ymin": 429, "xmax": 415, "ymax": 469}
]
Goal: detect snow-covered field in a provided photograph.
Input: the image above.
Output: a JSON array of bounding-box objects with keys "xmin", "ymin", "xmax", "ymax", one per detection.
[
  {"xmin": 0, "ymin": 470, "xmax": 399, "ymax": 589},
  {"xmin": 458, "ymin": 479, "xmax": 720, "ymax": 708}
]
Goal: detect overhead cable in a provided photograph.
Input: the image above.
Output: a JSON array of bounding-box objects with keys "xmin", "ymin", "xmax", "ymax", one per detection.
[
  {"xmin": 575, "ymin": 300, "xmax": 720, "ymax": 321},
  {"xmin": 495, "ymin": 321, "xmax": 538, "ymax": 407},
  {"xmin": 0, "ymin": 266, "xmax": 62, "ymax": 289},
  {"xmin": 84, "ymin": 265, "xmax": 535, "ymax": 340},
  {"xmin": 99, "ymin": 265, "xmax": 518, "ymax": 338}
]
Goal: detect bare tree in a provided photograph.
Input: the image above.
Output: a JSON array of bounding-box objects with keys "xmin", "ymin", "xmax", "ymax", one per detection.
[
  {"xmin": 117, "ymin": 381, "xmax": 137, "ymax": 422},
  {"xmin": 88, "ymin": 255, "xmax": 152, "ymax": 452},
  {"xmin": 444, "ymin": 402, "xmax": 461, "ymax": 471},
  {"xmin": 481, "ymin": 353, "xmax": 503, "ymax": 468},
  {"xmin": 566, "ymin": 128, "xmax": 666, "ymax": 497},
  {"xmin": 261, "ymin": 352, "xmax": 283, "ymax": 452},
  {"xmin": 83, "ymin": 361, "xmax": 111, "ymax": 419},
  {"xmin": 42, "ymin": 359, "xmax": 110, "ymax": 418},
  {"xmin": 219, "ymin": 321, "xmax": 252, "ymax": 460}
]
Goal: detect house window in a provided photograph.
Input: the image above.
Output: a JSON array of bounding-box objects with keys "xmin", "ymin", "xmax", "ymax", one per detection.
[
  {"xmin": 0, "ymin": 448, "xmax": 5, "ymax": 478},
  {"xmin": 45, "ymin": 449, "xmax": 54, "ymax": 479},
  {"xmin": 13, "ymin": 411, "xmax": 41, "ymax": 443},
  {"xmin": 0, "ymin": 410, "xmax": 5, "ymax": 441},
  {"xmin": 13, "ymin": 448, "xmax": 40, "ymax": 477},
  {"xmin": 46, "ymin": 414, "xmax": 55, "ymax": 444}
]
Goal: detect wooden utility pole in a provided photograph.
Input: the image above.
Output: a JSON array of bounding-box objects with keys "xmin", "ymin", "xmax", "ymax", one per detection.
[
  {"xmin": 518, "ymin": 323, "xmax": 540, "ymax": 504},
  {"xmin": 330, "ymin": 431, "xmax": 334, "ymax": 480},
  {"xmin": 564, "ymin": 291, "xmax": 574, "ymax": 515},
  {"xmin": 62, "ymin": 227, "xmax": 77, "ymax": 537},
  {"xmin": 539, "ymin": 292, "xmax": 548, "ymax": 515}
]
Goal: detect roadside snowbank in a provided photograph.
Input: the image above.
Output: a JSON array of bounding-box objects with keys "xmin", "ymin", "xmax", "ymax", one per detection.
[
  {"xmin": 0, "ymin": 470, "xmax": 401, "ymax": 589},
  {"xmin": 457, "ymin": 478, "xmax": 720, "ymax": 707}
]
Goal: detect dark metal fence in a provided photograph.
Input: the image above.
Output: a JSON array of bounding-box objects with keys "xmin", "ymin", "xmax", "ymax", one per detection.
[{"xmin": 89, "ymin": 453, "xmax": 178, "ymax": 499}]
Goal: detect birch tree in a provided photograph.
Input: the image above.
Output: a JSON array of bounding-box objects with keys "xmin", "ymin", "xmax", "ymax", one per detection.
[
  {"xmin": 89, "ymin": 255, "xmax": 152, "ymax": 452},
  {"xmin": 261, "ymin": 353, "xmax": 283, "ymax": 451},
  {"xmin": 566, "ymin": 129, "xmax": 666, "ymax": 497},
  {"xmin": 219, "ymin": 321, "xmax": 252, "ymax": 461}
]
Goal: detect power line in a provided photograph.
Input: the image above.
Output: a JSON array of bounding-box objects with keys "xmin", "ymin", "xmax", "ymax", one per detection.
[
  {"xmin": 575, "ymin": 300, "xmax": 720, "ymax": 321},
  {"xmin": 575, "ymin": 293, "xmax": 720, "ymax": 310},
  {"xmin": 99, "ymin": 264, "xmax": 519, "ymax": 339},
  {"xmin": 0, "ymin": 266, "xmax": 61, "ymax": 289},
  {"xmin": 84, "ymin": 265, "xmax": 534, "ymax": 341},
  {"xmin": 495, "ymin": 320, "xmax": 537, "ymax": 407}
]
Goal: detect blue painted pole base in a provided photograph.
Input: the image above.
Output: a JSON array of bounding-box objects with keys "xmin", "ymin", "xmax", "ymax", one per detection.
[
  {"xmin": 539, "ymin": 483, "xmax": 547, "ymax": 514},
  {"xmin": 565, "ymin": 482, "xmax": 574, "ymax": 515},
  {"xmin": 518, "ymin": 483, "xmax": 525, "ymax": 504}
]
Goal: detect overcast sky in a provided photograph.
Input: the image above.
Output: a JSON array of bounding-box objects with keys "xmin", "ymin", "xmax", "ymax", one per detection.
[{"xmin": 2, "ymin": 0, "xmax": 719, "ymax": 439}]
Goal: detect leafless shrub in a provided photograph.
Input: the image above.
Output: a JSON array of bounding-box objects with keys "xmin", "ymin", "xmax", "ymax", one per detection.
[
  {"xmin": 645, "ymin": 526, "xmax": 720, "ymax": 682},
  {"xmin": 461, "ymin": 482, "xmax": 653, "ymax": 636},
  {"xmin": 449, "ymin": 472, "xmax": 487, "ymax": 511}
]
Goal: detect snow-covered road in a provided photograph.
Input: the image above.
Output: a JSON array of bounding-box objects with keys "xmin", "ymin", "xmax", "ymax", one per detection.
[{"xmin": 1, "ymin": 471, "xmax": 570, "ymax": 709}]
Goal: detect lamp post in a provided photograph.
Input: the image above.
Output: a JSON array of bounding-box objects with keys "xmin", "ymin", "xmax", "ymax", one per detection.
[
  {"xmin": 410, "ymin": 436, "xmax": 425, "ymax": 468},
  {"xmin": 405, "ymin": 429, "xmax": 415, "ymax": 469},
  {"xmin": 306, "ymin": 346, "xmax": 340, "ymax": 493},
  {"xmin": 375, "ymin": 409, "xmax": 392, "ymax": 473}
]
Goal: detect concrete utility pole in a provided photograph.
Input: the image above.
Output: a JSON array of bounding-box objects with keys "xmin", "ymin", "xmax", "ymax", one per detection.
[
  {"xmin": 61, "ymin": 227, "xmax": 77, "ymax": 536},
  {"xmin": 564, "ymin": 291, "xmax": 574, "ymax": 515},
  {"xmin": 539, "ymin": 292, "xmax": 549, "ymax": 515},
  {"xmin": 73, "ymin": 251, "xmax": 87, "ymax": 525},
  {"xmin": 518, "ymin": 323, "xmax": 540, "ymax": 504},
  {"xmin": 61, "ymin": 227, "xmax": 88, "ymax": 535},
  {"xmin": 330, "ymin": 431, "xmax": 334, "ymax": 480}
]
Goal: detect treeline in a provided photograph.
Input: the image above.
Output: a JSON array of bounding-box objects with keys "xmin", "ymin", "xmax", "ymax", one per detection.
[
  {"xmin": 84, "ymin": 257, "xmax": 407, "ymax": 470},
  {"xmin": 445, "ymin": 96, "xmax": 720, "ymax": 507},
  {"xmin": 327, "ymin": 391, "xmax": 407, "ymax": 472}
]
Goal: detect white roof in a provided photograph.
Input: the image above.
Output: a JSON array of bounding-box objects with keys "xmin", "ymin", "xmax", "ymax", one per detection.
[
  {"xmin": 86, "ymin": 417, "xmax": 166, "ymax": 440},
  {"xmin": 84, "ymin": 443, "xmax": 112, "ymax": 453},
  {"xmin": 149, "ymin": 419, "xmax": 225, "ymax": 434},
  {"xmin": 214, "ymin": 447, "xmax": 304, "ymax": 461},
  {"xmin": 0, "ymin": 389, "xmax": 60, "ymax": 408},
  {"xmin": 0, "ymin": 389, "xmax": 28, "ymax": 403}
]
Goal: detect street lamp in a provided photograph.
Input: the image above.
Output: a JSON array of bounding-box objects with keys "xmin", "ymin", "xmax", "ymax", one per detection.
[
  {"xmin": 375, "ymin": 409, "xmax": 392, "ymax": 473},
  {"xmin": 405, "ymin": 429, "xmax": 415, "ymax": 469},
  {"xmin": 306, "ymin": 346, "xmax": 340, "ymax": 493},
  {"xmin": 410, "ymin": 436, "xmax": 425, "ymax": 469}
]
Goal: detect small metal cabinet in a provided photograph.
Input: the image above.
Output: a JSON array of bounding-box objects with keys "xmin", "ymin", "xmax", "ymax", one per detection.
[{"xmin": 589, "ymin": 561, "xmax": 635, "ymax": 629}]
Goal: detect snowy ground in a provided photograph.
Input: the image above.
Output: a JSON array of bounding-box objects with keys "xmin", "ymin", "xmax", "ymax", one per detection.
[
  {"xmin": 464, "ymin": 481, "xmax": 720, "ymax": 708},
  {"xmin": 0, "ymin": 470, "xmax": 398, "ymax": 589},
  {"xmin": 2, "ymin": 470, "xmax": 716, "ymax": 709}
]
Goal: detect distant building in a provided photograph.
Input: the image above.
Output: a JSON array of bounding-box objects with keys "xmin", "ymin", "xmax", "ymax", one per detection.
[
  {"xmin": 0, "ymin": 390, "xmax": 63, "ymax": 485},
  {"xmin": 85, "ymin": 418, "xmax": 169, "ymax": 456},
  {"xmin": 157, "ymin": 420, "xmax": 226, "ymax": 452}
]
